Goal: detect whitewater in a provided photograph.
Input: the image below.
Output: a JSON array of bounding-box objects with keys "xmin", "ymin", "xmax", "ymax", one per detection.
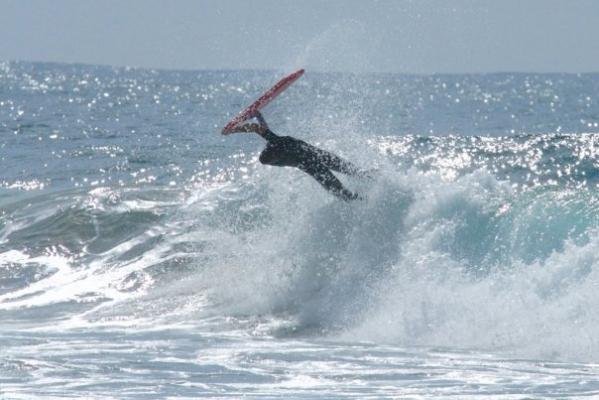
[{"xmin": 2, "ymin": 62, "xmax": 599, "ymax": 398}]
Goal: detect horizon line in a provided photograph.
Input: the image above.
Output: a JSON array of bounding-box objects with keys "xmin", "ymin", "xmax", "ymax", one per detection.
[{"xmin": 3, "ymin": 59, "xmax": 599, "ymax": 76}]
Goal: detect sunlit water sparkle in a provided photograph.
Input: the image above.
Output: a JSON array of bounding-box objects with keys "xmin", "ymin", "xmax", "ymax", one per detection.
[{"xmin": 2, "ymin": 62, "xmax": 599, "ymax": 398}]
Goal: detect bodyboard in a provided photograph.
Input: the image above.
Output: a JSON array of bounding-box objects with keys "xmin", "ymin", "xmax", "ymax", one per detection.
[{"xmin": 222, "ymin": 69, "xmax": 305, "ymax": 135}]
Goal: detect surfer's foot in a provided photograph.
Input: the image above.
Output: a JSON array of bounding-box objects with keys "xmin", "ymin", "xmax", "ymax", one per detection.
[{"xmin": 338, "ymin": 189, "xmax": 362, "ymax": 201}]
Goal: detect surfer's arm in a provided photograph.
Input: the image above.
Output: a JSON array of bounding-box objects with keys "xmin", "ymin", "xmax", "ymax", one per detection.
[
  {"xmin": 230, "ymin": 113, "xmax": 279, "ymax": 142},
  {"xmin": 229, "ymin": 121, "xmax": 277, "ymax": 140},
  {"xmin": 254, "ymin": 111, "xmax": 269, "ymax": 130},
  {"xmin": 251, "ymin": 112, "xmax": 279, "ymax": 141},
  {"xmin": 252, "ymin": 111, "xmax": 282, "ymax": 142}
]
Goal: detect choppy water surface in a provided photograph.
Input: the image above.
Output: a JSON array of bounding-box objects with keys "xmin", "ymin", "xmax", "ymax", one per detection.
[{"xmin": 2, "ymin": 62, "xmax": 599, "ymax": 398}]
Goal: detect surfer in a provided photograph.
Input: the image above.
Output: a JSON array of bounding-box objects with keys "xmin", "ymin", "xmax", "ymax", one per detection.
[{"xmin": 230, "ymin": 112, "xmax": 365, "ymax": 201}]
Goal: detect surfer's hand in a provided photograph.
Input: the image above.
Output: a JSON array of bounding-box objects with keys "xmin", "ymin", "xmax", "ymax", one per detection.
[{"xmin": 230, "ymin": 123, "xmax": 266, "ymax": 135}]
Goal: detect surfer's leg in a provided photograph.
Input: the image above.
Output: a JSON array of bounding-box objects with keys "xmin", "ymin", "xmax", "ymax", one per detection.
[
  {"xmin": 304, "ymin": 145, "xmax": 368, "ymax": 178},
  {"xmin": 302, "ymin": 166, "xmax": 359, "ymax": 201}
]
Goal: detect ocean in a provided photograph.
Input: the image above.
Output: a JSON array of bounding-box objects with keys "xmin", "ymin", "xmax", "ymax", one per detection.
[{"xmin": 2, "ymin": 61, "xmax": 599, "ymax": 398}]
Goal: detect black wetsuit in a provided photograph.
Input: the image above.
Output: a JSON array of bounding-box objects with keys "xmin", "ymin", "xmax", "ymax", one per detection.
[{"xmin": 259, "ymin": 129, "xmax": 362, "ymax": 201}]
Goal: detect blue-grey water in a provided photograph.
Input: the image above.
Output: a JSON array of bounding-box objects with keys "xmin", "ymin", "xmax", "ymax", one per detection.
[{"xmin": 2, "ymin": 61, "xmax": 599, "ymax": 399}]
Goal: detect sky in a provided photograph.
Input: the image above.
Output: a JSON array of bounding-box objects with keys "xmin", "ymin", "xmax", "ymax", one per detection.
[{"xmin": 1, "ymin": 0, "xmax": 598, "ymax": 74}]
